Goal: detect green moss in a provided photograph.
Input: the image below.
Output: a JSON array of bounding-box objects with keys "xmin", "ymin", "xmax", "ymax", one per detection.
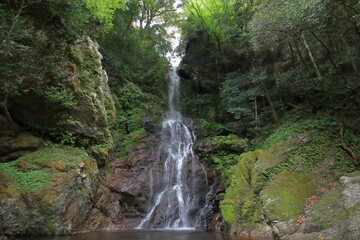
[
  {"xmin": 0, "ymin": 164, "xmax": 51, "ymax": 193},
  {"xmin": 117, "ymin": 128, "xmax": 145, "ymax": 158},
  {"xmin": 260, "ymin": 171, "xmax": 316, "ymax": 221},
  {"xmin": 69, "ymin": 40, "xmax": 100, "ymax": 89},
  {"xmin": 46, "ymin": 216, "xmax": 57, "ymax": 229},
  {"xmin": 224, "ymin": 151, "xmax": 259, "ymax": 199},
  {"xmin": 13, "ymin": 132, "xmax": 43, "ymax": 148},
  {"xmin": 0, "ymin": 146, "xmax": 97, "ymax": 198},
  {"xmin": 220, "ymin": 199, "xmax": 240, "ymax": 226},
  {"xmin": 310, "ymin": 186, "xmax": 359, "ymax": 228},
  {"xmin": 241, "ymin": 195, "xmax": 262, "ymax": 226},
  {"xmin": 218, "ymin": 116, "xmax": 356, "ymax": 228},
  {"xmin": 259, "ymin": 117, "xmax": 338, "ymax": 150},
  {"xmin": 220, "ymin": 147, "xmax": 286, "ymax": 226},
  {"xmin": 198, "ymin": 134, "xmax": 248, "ymax": 184},
  {"xmin": 212, "ymin": 154, "xmax": 238, "ymax": 184},
  {"xmin": 205, "ymin": 134, "xmax": 248, "ymax": 152}
]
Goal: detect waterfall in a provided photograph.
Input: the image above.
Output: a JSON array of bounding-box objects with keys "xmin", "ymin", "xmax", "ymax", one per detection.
[{"xmin": 137, "ymin": 67, "xmax": 211, "ymax": 229}]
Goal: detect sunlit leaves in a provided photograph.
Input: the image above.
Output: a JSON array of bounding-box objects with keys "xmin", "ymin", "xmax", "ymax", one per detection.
[
  {"xmin": 84, "ymin": 0, "xmax": 125, "ymax": 32},
  {"xmin": 182, "ymin": 0, "xmax": 236, "ymax": 39}
]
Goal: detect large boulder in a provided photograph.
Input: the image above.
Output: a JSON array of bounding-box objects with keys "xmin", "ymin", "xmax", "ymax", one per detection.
[
  {"xmin": 1, "ymin": 7, "xmax": 115, "ymax": 153},
  {"xmin": 7, "ymin": 37, "xmax": 115, "ymax": 147},
  {"xmin": 0, "ymin": 147, "xmax": 122, "ymax": 237},
  {"xmin": 286, "ymin": 172, "xmax": 360, "ymax": 240},
  {"xmin": 215, "ymin": 121, "xmax": 359, "ymax": 239}
]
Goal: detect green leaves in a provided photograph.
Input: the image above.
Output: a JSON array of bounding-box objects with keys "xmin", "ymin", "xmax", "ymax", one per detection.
[
  {"xmin": 182, "ymin": 0, "xmax": 239, "ymax": 45},
  {"xmin": 221, "ymin": 68, "xmax": 265, "ymax": 119}
]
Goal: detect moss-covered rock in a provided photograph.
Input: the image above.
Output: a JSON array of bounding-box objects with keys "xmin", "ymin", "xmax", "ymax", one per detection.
[
  {"xmin": 220, "ymin": 143, "xmax": 292, "ymax": 228},
  {"xmin": 216, "ymin": 119, "xmax": 358, "ymax": 239},
  {"xmin": 1, "ymin": 7, "xmax": 116, "ymax": 149},
  {"xmin": 0, "ymin": 132, "xmax": 43, "ymax": 162},
  {"xmin": 0, "ymin": 147, "xmax": 121, "ymax": 237},
  {"xmin": 195, "ymin": 134, "xmax": 248, "ymax": 184},
  {"xmin": 284, "ymin": 172, "xmax": 360, "ymax": 240},
  {"xmin": 220, "ymin": 199, "xmax": 241, "ymax": 226},
  {"xmin": 260, "ymin": 171, "xmax": 316, "ymax": 221}
]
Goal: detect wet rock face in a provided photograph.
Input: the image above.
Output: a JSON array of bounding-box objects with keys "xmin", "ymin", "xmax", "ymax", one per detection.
[
  {"xmin": 107, "ymin": 120, "xmax": 220, "ymax": 229},
  {"xmin": 107, "ymin": 132, "xmax": 161, "ymax": 226}
]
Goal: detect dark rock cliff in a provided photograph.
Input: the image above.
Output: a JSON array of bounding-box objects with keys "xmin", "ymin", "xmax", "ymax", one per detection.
[{"xmin": 0, "ymin": 4, "xmax": 119, "ymax": 237}]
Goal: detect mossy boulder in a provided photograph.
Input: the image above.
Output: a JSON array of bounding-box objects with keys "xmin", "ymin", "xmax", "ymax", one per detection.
[
  {"xmin": 2, "ymin": 8, "xmax": 116, "ymax": 149},
  {"xmin": 286, "ymin": 172, "xmax": 360, "ymax": 240},
  {"xmin": 0, "ymin": 147, "xmax": 121, "ymax": 237},
  {"xmin": 220, "ymin": 144, "xmax": 292, "ymax": 228},
  {"xmin": 0, "ymin": 132, "xmax": 43, "ymax": 162},
  {"xmin": 220, "ymin": 199, "xmax": 241, "ymax": 226},
  {"xmin": 260, "ymin": 171, "xmax": 316, "ymax": 221},
  {"xmin": 195, "ymin": 134, "xmax": 248, "ymax": 184},
  {"xmin": 217, "ymin": 119, "xmax": 358, "ymax": 239}
]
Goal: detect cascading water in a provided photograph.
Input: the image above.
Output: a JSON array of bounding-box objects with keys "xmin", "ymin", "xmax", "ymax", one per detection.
[{"xmin": 137, "ymin": 66, "xmax": 212, "ymax": 229}]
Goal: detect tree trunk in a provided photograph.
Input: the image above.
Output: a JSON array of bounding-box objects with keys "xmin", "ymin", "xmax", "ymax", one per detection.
[
  {"xmin": 309, "ymin": 30, "xmax": 349, "ymax": 87},
  {"xmin": 0, "ymin": 93, "xmax": 14, "ymax": 125},
  {"xmin": 295, "ymin": 42, "xmax": 312, "ymax": 77},
  {"xmin": 254, "ymin": 97, "xmax": 258, "ymax": 129},
  {"xmin": 288, "ymin": 42, "xmax": 296, "ymax": 67},
  {"xmin": 339, "ymin": 123, "xmax": 359, "ymax": 167},
  {"xmin": 295, "ymin": 42, "xmax": 317, "ymax": 89},
  {"xmin": 341, "ymin": 35, "xmax": 360, "ymax": 77},
  {"xmin": 262, "ymin": 83, "xmax": 280, "ymax": 125},
  {"xmin": 302, "ymin": 32, "xmax": 322, "ymax": 78}
]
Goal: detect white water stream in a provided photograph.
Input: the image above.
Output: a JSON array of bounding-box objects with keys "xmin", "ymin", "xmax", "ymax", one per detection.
[{"xmin": 137, "ymin": 65, "xmax": 211, "ymax": 229}]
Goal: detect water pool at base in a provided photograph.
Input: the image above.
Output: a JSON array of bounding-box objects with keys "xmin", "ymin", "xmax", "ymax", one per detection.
[{"xmin": 15, "ymin": 230, "xmax": 268, "ymax": 240}]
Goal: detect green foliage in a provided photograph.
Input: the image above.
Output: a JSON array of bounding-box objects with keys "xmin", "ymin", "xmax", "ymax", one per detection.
[
  {"xmin": 250, "ymin": 0, "xmax": 326, "ymax": 47},
  {"xmin": 196, "ymin": 119, "xmax": 233, "ymax": 138},
  {"xmin": 259, "ymin": 116, "xmax": 338, "ymax": 150},
  {"xmin": 0, "ymin": 146, "xmax": 97, "ymax": 200},
  {"xmin": 212, "ymin": 153, "xmax": 238, "ymax": 185},
  {"xmin": 256, "ymin": 117, "xmax": 356, "ymax": 185},
  {"xmin": 198, "ymin": 134, "xmax": 248, "ymax": 184},
  {"xmin": 180, "ymin": 93, "xmax": 223, "ymax": 122},
  {"xmin": 83, "ymin": 0, "xmax": 125, "ymax": 33},
  {"xmin": 99, "ymin": 0, "xmax": 172, "ymax": 96},
  {"xmin": 50, "ymin": 132, "xmax": 77, "ymax": 146},
  {"xmin": 179, "ymin": 0, "xmax": 360, "ymax": 149},
  {"xmin": 117, "ymin": 128, "xmax": 145, "ymax": 158},
  {"xmin": 37, "ymin": 86, "xmax": 75, "ymax": 109},
  {"xmin": 112, "ymin": 82, "xmax": 162, "ymax": 135},
  {"xmin": 221, "ymin": 69, "xmax": 263, "ymax": 119},
  {"xmin": 183, "ymin": 0, "xmax": 236, "ymax": 38},
  {"xmin": 0, "ymin": 163, "xmax": 51, "ymax": 192}
]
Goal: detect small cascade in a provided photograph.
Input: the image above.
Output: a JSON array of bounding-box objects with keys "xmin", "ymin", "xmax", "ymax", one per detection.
[{"xmin": 137, "ymin": 67, "xmax": 211, "ymax": 229}]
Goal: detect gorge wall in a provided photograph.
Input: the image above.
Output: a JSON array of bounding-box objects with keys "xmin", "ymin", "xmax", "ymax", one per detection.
[
  {"xmin": 1, "ymin": 1, "xmax": 360, "ymax": 239},
  {"xmin": 0, "ymin": 3, "xmax": 124, "ymax": 236}
]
